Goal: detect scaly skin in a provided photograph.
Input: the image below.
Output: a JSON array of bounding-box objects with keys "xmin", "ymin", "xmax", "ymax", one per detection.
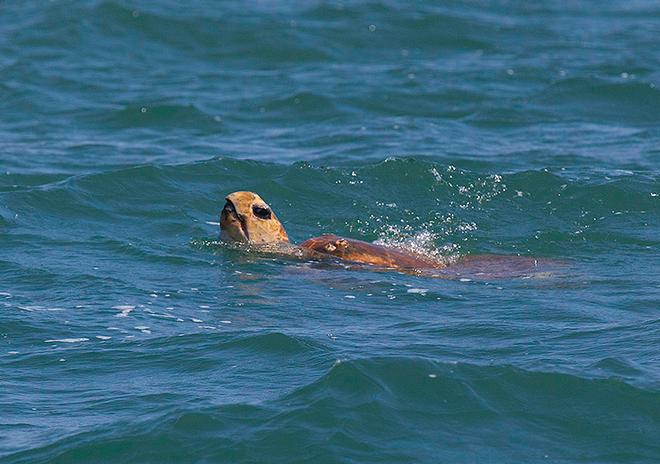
[{"xmin": 220, "ymin": 191, "xmax": 289, "ymax": 244}]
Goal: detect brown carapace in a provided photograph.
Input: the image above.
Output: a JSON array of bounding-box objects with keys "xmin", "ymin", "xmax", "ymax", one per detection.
[
  {"xmin": 219, "ymin": 191, "xmax": 557, "ymax": 277},
  {"xmin": 299, "ymin": 234, "xmax": 443, "ymax": 269}
]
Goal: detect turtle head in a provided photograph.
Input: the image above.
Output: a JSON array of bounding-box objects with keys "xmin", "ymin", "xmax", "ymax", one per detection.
[{"xmin": 220, "ymin": 191, "xmax": 289, "ymax": 244}]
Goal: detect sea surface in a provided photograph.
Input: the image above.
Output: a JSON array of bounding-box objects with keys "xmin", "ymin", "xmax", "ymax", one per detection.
[{"xmin": 1, "ymin": 1, "xmax": 659, "ymax": 462}]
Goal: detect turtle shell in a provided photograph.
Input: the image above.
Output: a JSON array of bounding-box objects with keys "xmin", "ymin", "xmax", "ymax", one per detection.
[{"xmin": 299, "ymin": 234, "xmax": 443, "ymax": 270}]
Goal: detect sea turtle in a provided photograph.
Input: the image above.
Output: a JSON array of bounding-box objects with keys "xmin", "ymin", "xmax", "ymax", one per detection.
[{"xmin": 219, "ymin": 191, "xmax": 558, "ymax": 279}]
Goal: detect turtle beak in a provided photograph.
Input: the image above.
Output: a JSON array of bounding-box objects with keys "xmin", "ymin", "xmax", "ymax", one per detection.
[{"xmin": 220, "ymin": 199, "xmax": 250, "ymax": 241}]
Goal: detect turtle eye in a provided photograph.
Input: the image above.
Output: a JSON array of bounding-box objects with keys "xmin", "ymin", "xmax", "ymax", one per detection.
[{"xmin": 252, "ymin": 205, "xmax": 272, "ymax": 220}]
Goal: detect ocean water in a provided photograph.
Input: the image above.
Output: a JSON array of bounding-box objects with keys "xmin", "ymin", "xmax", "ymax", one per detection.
[{"xmin": 1, "ymin": 0, "xmax": 659, "ymax": 462}]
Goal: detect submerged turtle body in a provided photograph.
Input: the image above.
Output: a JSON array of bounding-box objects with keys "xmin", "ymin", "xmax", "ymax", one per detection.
[{"xmin": 219, "ymin": 191, "xmax": 557, "ymax": 278}]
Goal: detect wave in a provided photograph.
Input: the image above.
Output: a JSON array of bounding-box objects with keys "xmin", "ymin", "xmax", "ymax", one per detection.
[
  {"xmin": 19, "ymin": 1, "xmax": 495, "ymax": 61},
  {"xmin": 91, "ymin": 2, "xmax": 332, "ymax": 62},
  {"xmin": 143, "ymin": 331, "xmax": 326, "ymax": 356},
  {"xmin": 0, "ymin": 205, "xmax": 11, "ymax": 228},
  {"xmin": 533, "ymin": 77, "xmax": 660, "ymax": 123},
  {"xmin": 2, "ymin": 157, "xmax": 657, "ymax": 257},
  {"xmin": 5, "ymin": 358, "xmax": 659, "ymax": 463},
  {"xmin": 260, "ymin": 92, "xmax": 342, "ymax": 120},
  {"xmin": 87, "ymin": 104, "xmax": 224, "ymax": 133},
  {"xmin": 3, "ymin": 2, "xmax": 660, "ymax": 463}
]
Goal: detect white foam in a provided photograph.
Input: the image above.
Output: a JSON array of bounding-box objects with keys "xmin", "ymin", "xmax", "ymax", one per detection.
[
  {"xmin": 19, "ymin": 306, "xmax": 64, "ymax": 312},
  {"xmin": 191, "ymin": 318, "xmax": 203, "ymax": 323},
  {"xmin": 95, "ymin": 335, "xmax": 112, "ymax": 340},
  {"xmin": 407, "ymin": 288, "xmax": 428, "ymax": 294},
  {"xmin": 344, "ymin": 295, "xmax": 356, "ymax": 299},
  {"xmin": 373, "ymin": 227, "xmax": 451, "ymax": 265},
  {"xmin": 113, "ymin": 305, "xmax": 134, "ymax": 317},
  {"xmin": 45, "ymin": 338, "xmax": 89, "ymax": 343},
  {"xmin": 151, "ymin": 312, "xmax": 176, "ymax": 319},
  {"xmin": 220, "ymin": 320, "xmax": 232, "ymax": 324}
]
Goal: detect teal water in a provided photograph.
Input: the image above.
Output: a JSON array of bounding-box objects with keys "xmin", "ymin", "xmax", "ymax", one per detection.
[{"xmin": 1, "ymin": 1, "xmax": 660, "ymax": 463}]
